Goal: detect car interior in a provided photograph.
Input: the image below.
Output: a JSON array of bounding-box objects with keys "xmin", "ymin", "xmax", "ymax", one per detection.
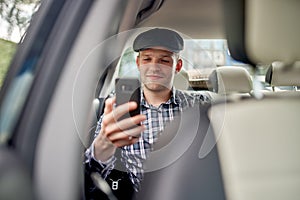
[{"xmin": 0, "ymin": 0, "xmax": 299, "ymax": 199}]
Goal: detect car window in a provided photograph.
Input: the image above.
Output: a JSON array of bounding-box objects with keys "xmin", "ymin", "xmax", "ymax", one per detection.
[
  {"xmin": 118, "ymin": 47, "xmax": 139, "ymax": 78},
  {"xmin": 0, "ymin": 1, "xmax": 55, "ymax": 145},
  {"xmin": 0, "ymin": 0, "xmax": 40, "ymax": 88},
  {"xmin": 0, "ymin": 39, "xmax": 16, "ymax": 87}
]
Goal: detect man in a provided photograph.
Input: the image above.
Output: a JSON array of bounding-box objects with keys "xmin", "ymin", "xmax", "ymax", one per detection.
[{"xmin": 85, "ymin": 28, "xmax": 210, "ymax": 199}]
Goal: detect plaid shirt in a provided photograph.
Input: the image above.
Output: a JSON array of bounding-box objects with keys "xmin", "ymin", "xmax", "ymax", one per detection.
[{"xmin": 85, "ymin": 88, "xmax": 210, "ymax": 191}]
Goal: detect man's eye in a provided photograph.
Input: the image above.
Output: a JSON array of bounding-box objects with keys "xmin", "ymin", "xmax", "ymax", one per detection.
[
  {"xmin": 161, "ymin": 59, "xmax": 170, "ymax": 63},
  {"xmin": 143, "ymin": 58, "xmax": 151, "ymax": 61}
]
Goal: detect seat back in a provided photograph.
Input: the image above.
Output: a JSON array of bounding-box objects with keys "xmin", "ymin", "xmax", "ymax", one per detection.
[
  {"xmin": 135, "ymin": 104, "xmax": 226, "ymax": 200},
  {"xmin": 210, "ymin": 1, "xmax": 300, "ymax": 199},
  {"xmin": 173, "ymin": 68, "xmax": 190, "ymax": 90},
  {"xmin": 209, "ymin": 97, "xmax": 300, "ymax": 200}
]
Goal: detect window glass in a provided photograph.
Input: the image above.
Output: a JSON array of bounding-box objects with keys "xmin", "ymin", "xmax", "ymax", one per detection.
[
  {"xmin": 118, "ymin": 47, "xmax": 139, "ymax": 78},
  {"xmin": 0, "ymin": 0, "xmax": 41, "ymax": 88},
  {"xmin": 0, "ymin": 39, "xmax": 16, "ymax": 87},
  {"xmin": 0, "ymin": 0, "xmax": 43, "ymax": 144}
]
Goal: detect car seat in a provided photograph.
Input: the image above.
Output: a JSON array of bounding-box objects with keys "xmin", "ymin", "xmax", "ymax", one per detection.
[
  {"xmin": 208, "ymin": 66, "xmax": 252, "ymax": 101},
  {"xmin": 210, "ymin": 1, "xmax": 300, "ymax": 200}
]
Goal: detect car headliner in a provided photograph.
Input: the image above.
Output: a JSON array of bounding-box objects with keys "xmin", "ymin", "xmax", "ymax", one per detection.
[{"xmin": 132, "ymin": 0, "xmax": 225, "ymax": 39}]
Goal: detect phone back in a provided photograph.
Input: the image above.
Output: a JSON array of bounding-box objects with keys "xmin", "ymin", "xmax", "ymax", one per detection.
[{"xmin": 115, "ymin": 78, "xmax": 141, "ymax": 120}]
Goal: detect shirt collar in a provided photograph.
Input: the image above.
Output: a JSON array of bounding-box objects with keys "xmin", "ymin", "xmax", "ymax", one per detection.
[
  {"xmin": 172, "ymin": 87, "xmax": 181, "ymax": 105},
  {"xmin": 140, "ymin": 87, "xmax": 180, "ymax": 107}
]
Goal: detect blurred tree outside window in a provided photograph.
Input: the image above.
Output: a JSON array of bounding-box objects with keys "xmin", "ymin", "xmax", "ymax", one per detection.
[
  {"xmin": 0, "ymin": 0, "xmax": 40, "ymax": 88},
  {"xmin": 0, "ymin": 39, "xmax": 16, "ymax": 86}
]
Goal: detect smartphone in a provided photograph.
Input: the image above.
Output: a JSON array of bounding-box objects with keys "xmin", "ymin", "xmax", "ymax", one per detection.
[{"xmin": 115, "ymin": 78, "xmax": 141, "ymax": 121}]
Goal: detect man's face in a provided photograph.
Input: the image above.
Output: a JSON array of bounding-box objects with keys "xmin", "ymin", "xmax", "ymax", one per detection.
[{"xmin": 136, "ymin": 48, "xmax": 182, "ymax": 92}]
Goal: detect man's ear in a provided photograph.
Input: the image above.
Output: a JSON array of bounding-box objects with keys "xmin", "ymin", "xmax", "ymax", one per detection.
[
  {"xmin": 175, "ymin": 59, "xmax": 183, "ymax": 73},
  {"xmin": 136, "ymin": 56, "xmax": 140, "ymax": 70}
]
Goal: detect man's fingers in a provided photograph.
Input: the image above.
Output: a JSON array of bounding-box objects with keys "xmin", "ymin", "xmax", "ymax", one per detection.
[
  {"xmin": 111, "ymin": 101, "xmax": 138, "ymax": 122},
  {"xmin": 108, "ymin": 125, "xmax": 146, "ymax": 142},
  {"xmin": 100, "ymin": 99, "xmax": 145, "ymax": 148},
  {"xmin": 113, "ymin": 137, "xmax": 140, "ymax": 148},
  {"xmin": 103, "ymin": 97, "xmax": 116, "ymax": 115},
  {"xmin": 105, "ymin": 114, "xmax": 146, "ymax": 134},
  {"xmin": 102, "ymin": 101, "xmax": 140, "ymax": 126}
]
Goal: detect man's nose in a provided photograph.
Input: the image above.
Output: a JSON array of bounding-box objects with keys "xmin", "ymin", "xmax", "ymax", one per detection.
[
  {"xmin": 148, "ymin": 63, "xmax": 162, "ymax": 70},
  {"xmin": 151, "ymin": 57, "xmax": 160, "ymax": 64}
]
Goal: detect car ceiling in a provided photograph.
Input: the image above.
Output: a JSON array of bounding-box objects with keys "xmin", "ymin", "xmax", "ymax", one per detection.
[{"xmin": 136, "ymin": 0, "xmax": 225, "ymax": 39}]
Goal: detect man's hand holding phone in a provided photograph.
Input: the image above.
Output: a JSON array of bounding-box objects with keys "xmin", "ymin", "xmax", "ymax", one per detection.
[{"xmin": 93, "ymin": 78, "xmax": 145, "ymax": 162}]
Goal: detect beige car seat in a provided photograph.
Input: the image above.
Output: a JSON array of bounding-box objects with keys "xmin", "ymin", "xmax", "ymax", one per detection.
[{"xmin": 210, "ymin": 1, "xmax": 300, "ymax": 200}]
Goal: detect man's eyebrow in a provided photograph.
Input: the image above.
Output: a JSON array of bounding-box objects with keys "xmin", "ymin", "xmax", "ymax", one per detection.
[
  {"xmin": 140, "ymin": 53, "xmax": 173, "ymax": 57},
  {"xmin": 161, "ymin": 55, "xmax": 173, "ymax": 57}
]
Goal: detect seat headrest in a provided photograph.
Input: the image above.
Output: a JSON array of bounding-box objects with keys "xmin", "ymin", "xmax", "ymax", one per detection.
[
  {"xmin": 173, "ymin": 68, "xmax": 189, "ymax": 90},
  {"xmin": 265, "ymin": 62, "xmax": 300, "ymax": 86},
  {"xmin": 209, "ymin": 66, "xmax": 252, "ymax": 95},
  {"xmin": 224, "ymin": 0, "xmax": 300, "ymax": 65}
]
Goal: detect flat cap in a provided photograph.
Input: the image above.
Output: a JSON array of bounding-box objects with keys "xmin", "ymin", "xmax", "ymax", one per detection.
[{"xmin": 133, "ymin": 28, "xmax": 184, "ymax": 53}]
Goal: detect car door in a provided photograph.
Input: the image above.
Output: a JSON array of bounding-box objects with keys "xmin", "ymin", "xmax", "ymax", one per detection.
[
  {"xmin": 0, "ymin": 0, "xmax": 165, "ymax": 199},
  {"xmin": 0, "ymin": 0, "xmax": 97, "ymax": 199}
]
